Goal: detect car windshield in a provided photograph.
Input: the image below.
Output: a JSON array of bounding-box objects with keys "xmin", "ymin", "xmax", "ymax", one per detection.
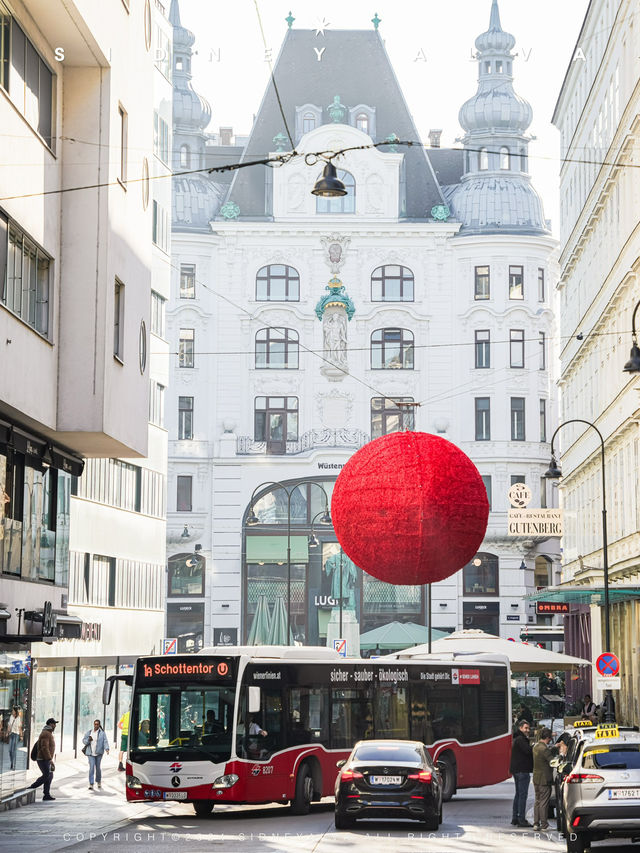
[
  {"xmin": 354, "ymin": 744, "xmax": 423, "ymax": 763},
  {"xmin": 583, "ymin": 745, "xmax": 640, "ymax": 770}
]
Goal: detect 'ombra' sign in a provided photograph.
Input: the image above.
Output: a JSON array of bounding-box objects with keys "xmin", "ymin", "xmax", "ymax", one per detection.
[
  {"xmin": 507, "ymin": 508, "xmax": 562, "ymax": 536},
  {"xmin": 536, "ymin": 601, "xmax": 570, "ymax": 614}
]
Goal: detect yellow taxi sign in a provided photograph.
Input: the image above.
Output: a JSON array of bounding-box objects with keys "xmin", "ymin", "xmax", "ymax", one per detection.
[
  {"xmin": 573, "ymin": 720, "xmax": 594, "ymax": 728},
  {"xmin": 595, "ymin": 725, "xmax": 619, "ymax": 739},
  {"xmin": 584, "ymin": 748, "xmax": 609, "ymax": 755}
]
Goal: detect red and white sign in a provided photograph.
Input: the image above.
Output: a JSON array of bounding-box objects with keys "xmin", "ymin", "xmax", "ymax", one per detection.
[
  {"xmin": 595, "ymin": 652, "xmax": 620, "ymax": 677},
  {"xmin": 452, "ymin": 668, "xmax": 480, "ymax": 685}
]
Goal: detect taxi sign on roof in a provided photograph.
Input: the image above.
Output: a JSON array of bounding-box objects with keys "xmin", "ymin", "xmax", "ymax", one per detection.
[
  {"xmin": 573, "ymin": 720, "xmax": 594, "ymax": 728},
  {"xmin": 595, "ymin": 725, "xmax": 619, "ymax": 739}
]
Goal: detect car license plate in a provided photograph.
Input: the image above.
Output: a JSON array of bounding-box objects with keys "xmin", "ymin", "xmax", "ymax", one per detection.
[
  {"xmin": 164, "ymin": 791, "xmax": 188, "ymax": 800},
  {"xmin": 370, "ymin": 775, "xmax": 402, "ymax": 786},
  {"xmin": 608, "ymin": 788, "xmax": 640, "ymax": 799}
]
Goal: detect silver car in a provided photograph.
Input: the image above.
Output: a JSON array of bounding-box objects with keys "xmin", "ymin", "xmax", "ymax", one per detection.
[{"xmin": 561, "ymin": 725, "xmax": 640, "ymax": 853}]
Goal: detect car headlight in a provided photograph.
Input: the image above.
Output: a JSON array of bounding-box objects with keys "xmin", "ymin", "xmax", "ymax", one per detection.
[
  {"xmin": 126, "ymin": 775, "xmax": 143, "ymax": 789},
  {"xmin": 213, "ymin": 773, "xmax": 239, "ymax": 789}
]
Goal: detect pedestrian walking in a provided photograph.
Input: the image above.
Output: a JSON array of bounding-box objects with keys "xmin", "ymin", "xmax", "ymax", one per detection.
[
  {"xmin": 8, "ymin": 706, "xmax": 23, "ymax": 770},
  {"xmin": 509, "ymin": 719, "xmax": 533, "ymax": 827},
  {"xmin": 29, "ymin": 717, "xmax": 57, "ymax": 801},
  {"xmin": 532, "ymin": 727, "xmax": 555, "ymax": 830},
  {"xmin": 117, "ymin": 710, "xmax": 129, "ymax": 772},
  {"xmin": 82, "ymin": 719, "xmax": 110, "ymax": 790}
]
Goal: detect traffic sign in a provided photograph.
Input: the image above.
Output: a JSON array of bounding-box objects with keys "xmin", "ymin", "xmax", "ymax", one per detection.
[
  {"xmin": 162, "ymin": 638, "xmax": 177, "ymax": 655},
  {"xmin": 595, "ymin": 675, "xmax": 621, "ymax": 691},
  {"xmin": 596, "ymin": 652, "xmax": 620, "ymax": 677},
  {"xmin": 333, "ymin": 638, "xmax": 347, "ymax": 658}
]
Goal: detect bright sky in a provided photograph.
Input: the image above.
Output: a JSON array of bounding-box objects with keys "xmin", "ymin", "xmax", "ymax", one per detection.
[{"xmin": 180, "ymin": 0, "xmax": 590, "ymax": 234}]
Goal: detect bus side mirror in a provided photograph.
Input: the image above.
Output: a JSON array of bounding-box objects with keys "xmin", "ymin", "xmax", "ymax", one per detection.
[
  {"xmin": 248, "ymin": 686, "xmax": 261, "ymax": 714},
  {"xmin": 336, "ymin": 759, "xmax": 346, "ymax": 769},
  {"xmin": 102, "ymin": 678, "xmax": 115, "ymax": 706}
]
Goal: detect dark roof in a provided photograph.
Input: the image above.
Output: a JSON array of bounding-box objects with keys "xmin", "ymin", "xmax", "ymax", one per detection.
[
  {"xmin": 427, "ymin": 148, "xmax": 465, "ymax": 189},
  {"xmin": 225, "ymin": 29, "xmax": 445, "ymax": 219}
]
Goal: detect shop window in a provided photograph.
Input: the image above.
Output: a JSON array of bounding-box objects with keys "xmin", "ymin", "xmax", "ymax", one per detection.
[
  {"xmin": 167, "ymin": 602, "xmax": 204, "ymax": 653},
  {"xmin": 316, "ymin": 170, "xmax": 355, "ymax": 214},
  {"xmin": 371, "ymin": 265, "xmax": 414, "ymax": 302},
  {"xmin": 256, "ymin": 265, "xmax": 300, "ymax": 301},
  {"xmin": 463, "ymin": 553, "xmax": 499, "ymax": 596},
  {"xmin": 168, "ymin": 551, "xmax": 205, "ymax": 596},
  {"xmin": 370, "ymin": 328, "xmax": 414, "ymax": 369},
  {"xmin": 371, "ymin": 397, "xmax": 415, "ymax": 438}
]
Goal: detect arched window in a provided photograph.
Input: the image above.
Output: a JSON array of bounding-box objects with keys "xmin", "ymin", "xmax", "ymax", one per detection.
[
  {"xmin": 316, "ymin": 170, "xmax": 355, "ymax": 214},
  {"xmin": 479, "ymin": 148, "xmax": 489, "ymax": 170},
  {"xmin": 256, "ymin": 265, "xmax": 300, "ymax": 301},
  {"xmin": 180, "ymin": 145, "xmax": 191, "ymax": 168},
  {"xmin": 463, "ymin": 553, "xmax": 499, "ymax": 596},
  {"xmin": 371, "ymin": 265, "xmax": 414, "ymax": 302},
  {"xmin": 534, "ymin": 556, "xmax": 552, "ymax": 588},
  {"xmin": 355, "ymin": 113, "xmax": 369, "ymax": 133},
  {"xmin": 371, "ymin": 328, "xmax": 414, "ymax": 369},
  {"xmin": 500, "ymin": 147, "xmax": 510, "ymax": 170},
  {"xmin": 255, "ymin": 328, "xmax": 299, "ymax": 369},
  {"xmin": 302, "ymin": 113, "xmax": 316, "ymax": 133}
]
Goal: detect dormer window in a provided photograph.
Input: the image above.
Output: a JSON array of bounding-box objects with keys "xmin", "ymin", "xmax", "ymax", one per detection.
[
  {"xmin": 180, "ymin": 145, "xmax": 191, "ymax": 168},
  {"xmin": 302, "ymin": 113, "xmax": 316, "ymax": 133},
  {"xmin": 500, "ymin": 147, "xmax": 510, "ymax": 170},
  {"xmin": 479, "ymin": 148, "xmax": 489, "ymax": 170},
  {"xmin": 485, "ymin": 61, "xmax": 492, "ymax": 74},
  {"xmin": 496, "ymin": 60, "xmax": 503, "ymax": 73},
  {"xmin": 175, "ymin": 57, "xmax": 183, "ymax": 71},
  {"xmin": 355, "ymin": 113, "xmax": 369, "ymax": 133}
]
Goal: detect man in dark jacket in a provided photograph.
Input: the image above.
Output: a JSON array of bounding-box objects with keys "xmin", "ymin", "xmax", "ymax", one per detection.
[
  {"xmin": 532, "ymin": 727, "xmax": 555, "ymax": 830},
  {"xmin": 509, "ymin": 719, "xmax": 533, "ymax": 826},
  {"xmin": 30, "ymin": 718, "xmax": 57, "ymax": 801}
]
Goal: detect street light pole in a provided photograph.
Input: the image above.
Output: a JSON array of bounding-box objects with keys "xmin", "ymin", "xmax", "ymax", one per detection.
[
  {"xmin": 339, "ymin": 549, "xmax": 343, "ymax": 639},
  {"xmin": 623, "ymin": 299, "xmax": 640, "ymax": 373},
  {"xmin": 545, "ymin": 418, "xmax": 615, "ymax": 722}
]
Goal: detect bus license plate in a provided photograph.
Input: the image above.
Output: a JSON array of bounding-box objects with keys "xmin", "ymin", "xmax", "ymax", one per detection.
[
  {"xmin": 164, "ymin": 791, "xmax": 187, "ymax": 800},
  {"xmin": 370, "ymin": 776, "xmax": 402, "ymax": 786},
  {"xmin": 608, "ymin": 788, "xmax": 640, "ymax": 799}
]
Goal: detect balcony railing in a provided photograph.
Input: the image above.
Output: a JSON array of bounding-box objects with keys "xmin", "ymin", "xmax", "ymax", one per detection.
[{"xmin": 237, "ymin": 428, "xmax": 371, "ymax": 456}]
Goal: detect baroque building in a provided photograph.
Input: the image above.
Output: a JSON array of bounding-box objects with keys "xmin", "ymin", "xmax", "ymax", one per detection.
[{"xmin": 166, "ymin": 1, "xmax": 559, "ymax": 654}]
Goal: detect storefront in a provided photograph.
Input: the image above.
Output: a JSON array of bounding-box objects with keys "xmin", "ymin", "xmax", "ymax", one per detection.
[{"xmin": 0, "ymin": 650, "xmax": 30, "ymax": 802}]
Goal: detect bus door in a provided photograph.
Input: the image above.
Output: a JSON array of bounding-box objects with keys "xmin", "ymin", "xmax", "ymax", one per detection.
[{"xmin": 236, "ymin": 685, "xmax": 286, "ymax": 801}]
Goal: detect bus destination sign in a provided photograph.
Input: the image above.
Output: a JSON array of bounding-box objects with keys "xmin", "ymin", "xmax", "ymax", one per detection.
[{"xmin": 137, "ymin": 656, "xmax": 236, "ymax": 682}]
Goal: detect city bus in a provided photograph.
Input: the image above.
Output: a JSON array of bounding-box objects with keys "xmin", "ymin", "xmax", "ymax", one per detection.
[{"xmin": 103, "ymin": 645, "xmax": 511, "ymax": 816}]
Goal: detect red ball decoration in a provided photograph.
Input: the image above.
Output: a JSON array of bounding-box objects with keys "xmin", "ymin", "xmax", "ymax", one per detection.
[{"xmin": 331, "ymin": 432, "xmax": 489, "ymax": 585}]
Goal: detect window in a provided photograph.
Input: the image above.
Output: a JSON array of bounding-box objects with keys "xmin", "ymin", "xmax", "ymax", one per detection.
[
  {"xmin": 520, "ymin": 147, "xmax": 528, "ymax": 171},
  {"xmin": 484, "ymin": 61, "xmax": 492, "ymax": 74},
  {"xmin": 180, "ymin": 263, "xmax": 196, "ymax": 299},
  {"xmin": 463, "ymin": 553, "xmax": 499, "ymax": 596},
  {"xmin": 475, "ymin": 330, "xmax": 490, "ymax": 368},
  {"xmin": 534, "ymin": 555, "xmax": 551, "ymax": 587},
  {"xmin": 355, "ymin": 113, "xmax": 369, "ymax": 133},
  {"xmin": 149, "ymin": 380, "xmax": 165, "ymax": 427},
  {"xmin": 539, "ymin": 331, "xmax": 546, "ymax": 369},
  {"xmin": 114, "ymin": 279, "xmax": 124, "ymax": 360},
  {"xmin": 178, "ymin": 396, "xmax": 193, "ymax": 440},
  {"xmin": 511, "ymin": 475, "xmax": 525, "ymax": 486},
  {"xmin": 509, "ymin": 265, "xmax": 524, "ymax": 299},
  {"xmin": 511, "ymin": 398, "xmax": 525, "ymax": 441},
  {"xmin": 176, "ymin": 475, "xmax": 192, "ymax": 512},
  {"xmin": 153, "ymin": 111, "xmax": 169, "ymax": 165},
  {"xmin": 302, "ymin": 113, "xmax": 316, "ymax": 133},
  {"xmin": 479, "ymin": 148, "xmax": 489, "ymax": 170},
  {"xmin": 475, "ymin": 398, "xmax": 490, "ymax": 441},
  {"xmin": 154, "ymin": 23, "xmax": 171, "ymax": 80},
  {"xmin": 255, "ymin": 328, "xmax": 299, "ymax": 369},
  {"xmin": 540, "ymin": 399, "xmax": 547, "ymax": 442},
  {"xmin": 371, "ymin": 328, "xmax": 414, "ymax": 369},
  {"xmin": 1, "ymin": 212, "xmax": 51, "ymax": 336},
  {"xmin": 152, "ymin": 200, "xmax": 169, "ymax": 252},
  {"xmin": 254, "ymin": 397, "xmax": 298, "ymax": 454},
  {"xmin": 371, "ymin": 397, "xmax": 415, "ymax": 438},
  {"xmin": 371, "ymin": 265, "xmax": 414, "ymax": 302},
  {"xmin": 150, "ymin": 291, "xmax": 165, "ymax": 337},
  {"xmin": 474, "ymin": 265, "xmax": 490, "ymax": 300},
  {"xmin": 179, "ymin": 144, "xmax": 190, "ymax": 168},
  {"xmin": 496, "ymin": 60, "xmax": 503, "ymax": 73},
  {"xmin": 118, "ymin": 105, "xmax": 128, "ymax": 183},
  {"xmin": 3, "ymin": 15, "xmax": 54, "ymax": 149},
  {"xmin": 481, "ymin": 475, "xmax": 492, "ymax": 510},
  {"xmin": 256, "ymin": 265, "xmax": 300, "ymax": 301},
  {"xmin": 540, "ymin": 477, "xmax": 547, "ymax": 509},
  {"xmin": 168, "ymin": 551, "xmax": 205, "ymax": 597},
  {"xmin": 316, "ymin": 170, "xmax": 355, "ymax": 214},
  {"xmin": 538, "ymin": 267, "xmax": 545, "ymax": 302},
  {"xmin": 178, "ymin": 328, "xmax": 194, "ymax": 367},
  {"xmin": 510, "ymin": 329, "xmax": 525, "ymax": 368},
  {"xmin": 500, "ymin": 147, "xmax": 510, "ymax": 169}
]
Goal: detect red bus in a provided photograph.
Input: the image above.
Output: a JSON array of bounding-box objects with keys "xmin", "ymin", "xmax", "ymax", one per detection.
[{"xmin": 103, "ymin": 646, "xmax": 511, "ymax": 816}]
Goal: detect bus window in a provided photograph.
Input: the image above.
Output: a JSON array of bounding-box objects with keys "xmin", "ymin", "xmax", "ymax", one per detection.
[
  {"xmin": 331, "ymin": 688, "xmax": 374, "ymax": 749},
  {"xmin": 429, "ymin": 686, "xmax": 463, "ymax": 741},
  {"xmin": 461, "ymin": 687, "xmax": 481, "ymax": 743},
  {"xmin": 409, "ymin": 684, "xmax": 434, "ymax": 745},
  {"xmin": 287, "ymin": 687, "xmax": 329, "ymax": 747},
  {"xmin": 236, "ymin": 685, "xmax": 283, "ymax": 760},
  {"xmin": 374, "ymin": 686, "xmax": 409, "ymax": 739}
]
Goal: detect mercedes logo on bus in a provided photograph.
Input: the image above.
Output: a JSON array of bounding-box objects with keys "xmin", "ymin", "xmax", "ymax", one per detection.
[{"xmin": 171, "ymin": 775, "xmax": 181, "ymax": 787}]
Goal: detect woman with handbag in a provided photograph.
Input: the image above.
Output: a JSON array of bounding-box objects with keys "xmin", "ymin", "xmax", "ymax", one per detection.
[{"xmin": 82, "ymin": 719, "xmax": 109, "ymax": 790}]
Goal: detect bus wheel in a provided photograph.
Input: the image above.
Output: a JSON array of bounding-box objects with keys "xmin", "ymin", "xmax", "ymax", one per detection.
[
  {"xmin": 291, "ymin": 764, "xmax": 313, "ymax": 815},
  {"xmin": 438, "ymin": 754, "xmax": 457, "ymax": 802},
  {"xmin": 193, "ymin": 801, "xmax": 214, "ymax": 817}
]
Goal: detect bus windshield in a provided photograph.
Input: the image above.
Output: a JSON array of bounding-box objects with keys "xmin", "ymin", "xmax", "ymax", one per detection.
[{"xmin": 131, "ymin": 683, "xmax": 236, "ymax": 763}]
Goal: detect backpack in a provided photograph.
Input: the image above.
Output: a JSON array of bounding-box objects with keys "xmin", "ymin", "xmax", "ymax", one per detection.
[{"xmin": 30, "ymin": 740, "xmax": 38, "ymax": 761}]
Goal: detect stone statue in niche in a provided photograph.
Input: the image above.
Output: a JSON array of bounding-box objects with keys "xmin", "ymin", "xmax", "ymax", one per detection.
[{"xmin": 323, "ymin": 310, "xmax": 348, "ymax": 370}]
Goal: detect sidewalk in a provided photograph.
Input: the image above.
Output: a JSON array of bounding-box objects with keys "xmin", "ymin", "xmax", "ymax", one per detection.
[{"xmin": 3, "ymin": 754, "xmax": 159, "ymax": 853}]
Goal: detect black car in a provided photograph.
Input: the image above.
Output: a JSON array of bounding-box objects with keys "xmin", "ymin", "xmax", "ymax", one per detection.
[{"xmin": 334, "ymin": 739, "xmax": 443, "ymax": 830}]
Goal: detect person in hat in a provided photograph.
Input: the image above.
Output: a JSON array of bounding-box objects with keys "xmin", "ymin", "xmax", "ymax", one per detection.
[{"xmin": 30, "ymin": 717, "xmax": 57, "ymax": 801}]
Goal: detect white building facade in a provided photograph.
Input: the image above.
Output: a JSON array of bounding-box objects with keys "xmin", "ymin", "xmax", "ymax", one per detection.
[{"xmin": 166, "ymin": 1, "xmax": 560, "ymax": 653}]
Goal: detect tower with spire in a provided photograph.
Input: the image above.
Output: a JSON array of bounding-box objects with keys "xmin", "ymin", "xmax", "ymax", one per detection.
[{"xmin": 443, "ymin": 0, "xmax": 548, "ymax": 235}]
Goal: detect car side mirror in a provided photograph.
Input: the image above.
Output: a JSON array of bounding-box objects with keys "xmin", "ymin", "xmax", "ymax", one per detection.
[
  {"xmin": 336, "ymin": 759, "xmax": 346, "ymax": 769},
  {"xmin": 550, "ymin": 757, "xmax": 562, "ymax": 768}
]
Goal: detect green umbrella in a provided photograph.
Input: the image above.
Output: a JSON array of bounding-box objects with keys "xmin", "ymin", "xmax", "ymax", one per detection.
[
  {"xmin": 360, "ymin": 621, "xmax": 450, "ymax": 651},
  {"xmin": 247, "ymin": 595, "xmax": 271, "ymax": 645},
  {"xmin": 267, "ymin": 595, "xmax": 293, "ymax": 645}
]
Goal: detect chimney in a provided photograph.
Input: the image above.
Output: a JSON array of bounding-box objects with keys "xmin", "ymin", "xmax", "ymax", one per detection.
[{"xmin": 428, "ymin": 129, "xmax": 442, "ymax": 148}]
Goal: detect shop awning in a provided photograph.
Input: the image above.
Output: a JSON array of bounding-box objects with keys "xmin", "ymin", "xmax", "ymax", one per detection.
[
  {"xmin": 360, "ymin": 621, "xmax": 450, "ymax": 650},
  {"xmin": 0, "ymin": 418, "xmax": 84, "ymax": 476},
  {"xmin": 246, "ymin": 535, "xmax": 309, "ymax": 563},
  {"xmin": 527, "ymin": 586, "xmax": 640, "ymax": 605}
]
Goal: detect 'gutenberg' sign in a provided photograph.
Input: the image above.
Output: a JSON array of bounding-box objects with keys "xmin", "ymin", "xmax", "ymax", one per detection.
[{"xmin": 507, "ymin": 508, "xmax": 562, "ymax": 536}]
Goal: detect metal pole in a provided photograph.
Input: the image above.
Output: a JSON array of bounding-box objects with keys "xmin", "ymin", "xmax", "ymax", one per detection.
[
  {"xmin": 287, "ymin": 490, "xmax": 292, "ymax": 645},
  {"xmin": 339, "ymin": 549, "xmax": 343, "ymax": 638},
  {"xmin": 428, "ymin": 585, "xmax": 432, "ymax": 654}
]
